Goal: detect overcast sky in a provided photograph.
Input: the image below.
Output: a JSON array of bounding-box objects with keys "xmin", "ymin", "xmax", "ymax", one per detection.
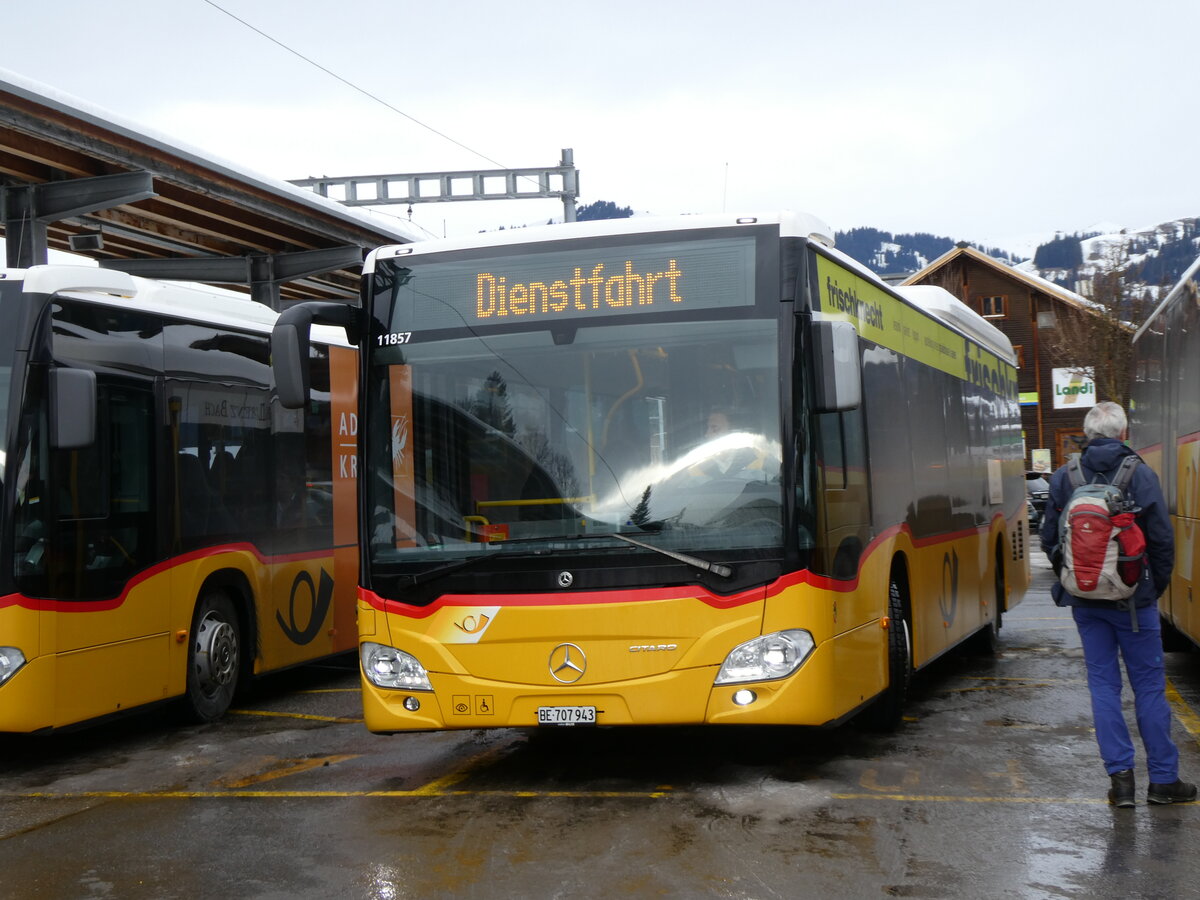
[{"xmin": 4, "ymin": 0, "xmax": 1198, "ymax": 253}]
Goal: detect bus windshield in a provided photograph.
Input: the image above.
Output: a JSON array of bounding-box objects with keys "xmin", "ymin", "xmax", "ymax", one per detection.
[{"xmin": 366, "ymin": 287, "xmax": 783, "ymax": 567}]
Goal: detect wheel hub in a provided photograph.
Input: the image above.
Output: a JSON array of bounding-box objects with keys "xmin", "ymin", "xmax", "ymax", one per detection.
[{"xmin": 194, "ymin": 612, "xmax": 238, "ymax": 695}]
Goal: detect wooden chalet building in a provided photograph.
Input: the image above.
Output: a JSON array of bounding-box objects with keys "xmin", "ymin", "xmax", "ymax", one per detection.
[{"xmin": 903, "ymin": 244, "xmax": 1110, "ymax": 472}]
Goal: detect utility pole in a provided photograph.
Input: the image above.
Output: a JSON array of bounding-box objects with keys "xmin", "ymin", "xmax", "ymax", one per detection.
[{"xmin": 291, "ymin": 149, "xmax": 579, "ymax": 224}]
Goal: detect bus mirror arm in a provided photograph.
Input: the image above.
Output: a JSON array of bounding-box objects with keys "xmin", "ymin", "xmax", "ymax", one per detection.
[{"xmin": 272, "ymin": 302, "xmax": 360, "ymax": 410}]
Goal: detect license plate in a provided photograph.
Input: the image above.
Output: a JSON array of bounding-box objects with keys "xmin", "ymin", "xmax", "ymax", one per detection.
[{"xmin": 537, "ymin": 705, "xmax": 597, "ymax": 726}]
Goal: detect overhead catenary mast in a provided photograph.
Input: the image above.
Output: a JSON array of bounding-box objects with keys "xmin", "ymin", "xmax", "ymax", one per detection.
[{"xmin": 290, "ymin": 149, "xmax": 580, "ymax": 225}]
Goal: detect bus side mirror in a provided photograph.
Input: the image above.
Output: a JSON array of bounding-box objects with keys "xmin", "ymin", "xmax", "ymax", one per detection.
[
  {"xmin": 271, "ymin": 302, "xmax": 360, "ymax": 410},
  {"xmin": 271, "ymin": 321, "xmax": 308, "ymax": 410},
  {"xmin": 812, "ymin": 320, "xmax": 861, "ymax": 412},
  {"xmin": 49, "ymin": 368, "xmax": 96, "ymax": 449}
]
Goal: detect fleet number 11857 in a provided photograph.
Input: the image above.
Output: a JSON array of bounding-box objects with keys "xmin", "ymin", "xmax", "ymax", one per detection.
[{"xmin": 378, "ymin": 332, "xmax": 413, "ymax": 346}]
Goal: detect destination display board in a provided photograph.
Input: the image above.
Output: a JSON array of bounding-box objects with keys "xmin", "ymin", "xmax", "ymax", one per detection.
[{"xmin": 379, "ymin": 235, "xmax": 757, "ymax": 334}]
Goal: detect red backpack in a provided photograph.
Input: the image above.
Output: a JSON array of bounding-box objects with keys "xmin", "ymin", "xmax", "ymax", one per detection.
[{"xmin": 1057, "ymin": 455, "xmax": 1146, "ymax": 627}]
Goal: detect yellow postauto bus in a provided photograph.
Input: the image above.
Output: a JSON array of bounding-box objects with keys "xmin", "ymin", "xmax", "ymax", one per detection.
[
  {"xmin": 1131, "ymin": 253, "xmax": 1200, "ymax": 649},
  {"xmin": 273, "ymin": 212, "xmax": 1030, "ymax": 732},
  {"xmin": 0, "ymin": 266, "xmax": 358, "ymax": 732}
]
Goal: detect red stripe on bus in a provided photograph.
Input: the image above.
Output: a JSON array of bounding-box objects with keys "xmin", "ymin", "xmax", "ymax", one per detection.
[
  {"xmin": 0, "ymin": 542, "xmax": 341, "ymax": 613},
  {"xmin": 359, "ymin": 581, "xmax": 767, "ymax": 618},
  {"xmin": 361, "ymin": 514, "xmax": 1014, "ymax": 618}
]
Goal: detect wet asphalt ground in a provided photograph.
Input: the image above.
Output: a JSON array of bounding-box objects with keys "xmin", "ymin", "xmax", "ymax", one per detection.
[{"xmin": 2, "ymin": 556, "xmax": 1199, "ymax": 899}]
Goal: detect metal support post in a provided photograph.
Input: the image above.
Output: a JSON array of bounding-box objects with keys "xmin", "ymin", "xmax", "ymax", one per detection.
[
  {"xmin": 2, "ymin": 172, "xmax": 155, "ymax": 268},
  {"xmin": 102, "ymin": 245, "xmax": 364, "ymax": 311}
]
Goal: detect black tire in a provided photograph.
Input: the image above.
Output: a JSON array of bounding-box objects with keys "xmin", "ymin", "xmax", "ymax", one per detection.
[
  {"xmin": 860, "ymin": 573, "xmax": 912, "ymax": 731},
  {"xmin": 185, "ymin": 590, "xmax": 242, "ymax": 722},
  {"xmin": 971, "ymin": 546, "xmax": 1005, "ymax": 655}
]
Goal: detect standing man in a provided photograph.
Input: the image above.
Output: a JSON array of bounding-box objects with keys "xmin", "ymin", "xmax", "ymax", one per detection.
[{"xmin": 1040, "ymin": 401, "xmax": 1195, "ymax": 807}]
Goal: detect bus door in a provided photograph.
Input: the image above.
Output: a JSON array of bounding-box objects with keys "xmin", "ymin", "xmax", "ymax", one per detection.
[
  {"xmin": 47, "ymin": 374, "xmax": 163, "ymax": 724},
  {"xmin": 814, "ymin": 408, "xmax": 870, "ymax": 579}
]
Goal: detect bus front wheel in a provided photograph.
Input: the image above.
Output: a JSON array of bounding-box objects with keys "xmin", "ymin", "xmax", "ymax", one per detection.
[
  {"xmin": 860, "ymin": 575, "xmax": 912, "ymax": 731},
  {"xmin": 185, "ymin": 591, "xmax": 241, "ymax": 722}
]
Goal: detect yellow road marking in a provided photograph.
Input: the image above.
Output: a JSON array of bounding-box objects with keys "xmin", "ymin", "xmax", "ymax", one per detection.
[
  {"xmin": 410, "ymin": 743, "xmax": 521, "ymax": 795},
  {"xmin": 220, "ymin": 755, "xmax": 360, "ymax": 788},
  {"xmin": 226, "ymin": 709, "xmax": 363, "ymax": 724},
  {"xmin": 0, "ymin": 789, "xmax": 1110, "ymax": 804},
  {"xmin": 1166, "ymin": 677, "xmax": 1200, "ymax": 741},
  {"xmin": 296, "ymin": 688, "xmax": 362, "ymax": 695},
  {"xmin": 3, "ymin": 789, "xmax": 672, "ymax": 799}
]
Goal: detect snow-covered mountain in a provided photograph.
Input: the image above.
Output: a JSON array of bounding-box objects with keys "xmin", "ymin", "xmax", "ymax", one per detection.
[
  {"xmin": 836, "ymin": 218, "xmax": 1200, "ymax": 302},
  {"xmin": 1016, "ymin": 219, "xmax": 1200, "ymax": 302},
  {"xmin": 833, "ymin": 227, "xmax": 1021, "ymax": 277}
]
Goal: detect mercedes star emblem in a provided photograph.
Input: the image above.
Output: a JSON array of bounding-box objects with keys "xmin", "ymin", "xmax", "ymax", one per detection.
[{"xmin": 549, "ymin": 642, "xmax": 587, "ymax": 683}]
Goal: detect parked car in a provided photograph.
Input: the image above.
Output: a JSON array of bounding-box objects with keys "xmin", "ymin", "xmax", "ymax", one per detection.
[{"xmin": 1025, "ymin": 471, "xmax": 1050, "ymax": 533}]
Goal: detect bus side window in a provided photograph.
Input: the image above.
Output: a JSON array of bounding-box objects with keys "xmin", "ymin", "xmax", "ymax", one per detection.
[
  {"xmin": 177, "ymin": 452, "xmax": 212, "ymax": 538},
  {"xmin": 815, "ymin": 409, "xmax": 870, "ymax": 579},
  {"xmin": 50, "ymin": 381, "xmax": 155, "ymax": 599},
  {"xmin": 304, "ymin": 353, "xmax": 335, "ymax": 530}
]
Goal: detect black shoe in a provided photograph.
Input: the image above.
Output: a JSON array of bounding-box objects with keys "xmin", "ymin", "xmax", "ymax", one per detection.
[
  {"xmin": 1147, "ymin": 779, "xmax": 1198, "ymax": 805},
  {"xmin": 1108, "ymin": 769, "xmax": 1135, "ymax": 808}
]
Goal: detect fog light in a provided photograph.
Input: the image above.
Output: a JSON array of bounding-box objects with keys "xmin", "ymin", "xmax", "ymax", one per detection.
[
  {"xmin": 733, "ymin": 689, "xmax": 757, "ymax": 706},
  {"xmin": 403, "ymin": 696, "xmax": 421, "ymax": 712}
]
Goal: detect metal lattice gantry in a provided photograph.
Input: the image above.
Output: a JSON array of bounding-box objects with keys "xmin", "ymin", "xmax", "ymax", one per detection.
[{"xmin": 291, "ymin": 149, "xmax": 579, "ymax": 223}]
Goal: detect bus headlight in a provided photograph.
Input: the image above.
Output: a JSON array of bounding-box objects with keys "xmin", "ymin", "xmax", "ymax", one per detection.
[
  {"xmin": 0, "ymin": 647, "xmax": 26, "ymax": 686},
  {"xmin": 360, "ymin": 642, "xmax": 432, "ymax": 691},
  {"xmin": 715, "ymin": 630, "xmax": 814, "ymax": 685}
]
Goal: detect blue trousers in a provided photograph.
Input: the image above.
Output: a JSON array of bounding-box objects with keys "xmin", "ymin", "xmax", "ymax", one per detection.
[{"xmin": 1073, "ymin": 604, "xmax": 1179, "ymax": 782}]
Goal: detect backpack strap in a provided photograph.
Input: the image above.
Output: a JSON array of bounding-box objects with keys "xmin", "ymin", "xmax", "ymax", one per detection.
[
  {"xmin": 1113, "ymin": 454, "xmax": 1144, "ymax": 629},
  {"xmin": 1110, "ymin": 454, "xmax": 1141, "ymax": 492},
  {"xmin": 1066, "ymin": 455, "xmax": 1086, "ymax": 489}
]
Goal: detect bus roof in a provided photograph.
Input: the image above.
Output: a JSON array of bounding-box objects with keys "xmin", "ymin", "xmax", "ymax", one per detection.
[
  {"xmin": 896, "ymin": 284, "xmax": 1016, "ymax": 364},
  {"xmin": 361, "ymin": 212, "xmax": 1015, "ymax": 364},
  {"xmin": 364, "ymin": 211, "xmax": 836, "ymax": 271},
  {"xmin": 3, "ymin": 264, "xmax": 351, "ymax": 346},
  {"xmin": 1132, "ymin": 252, "xmax": 1200, "ymax": 343}
]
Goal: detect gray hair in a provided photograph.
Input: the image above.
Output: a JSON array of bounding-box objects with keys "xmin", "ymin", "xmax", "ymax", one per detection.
[{"xmin": 1083, "ymin": 401, "xmax": 1127, "ymax": 440}]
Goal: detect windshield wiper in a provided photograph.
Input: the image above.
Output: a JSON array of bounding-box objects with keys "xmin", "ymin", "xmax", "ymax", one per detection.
[
  {"xmin": 398, "ymin": 540, "xmax": 552, "ymax": 587},
  {"xmin": 600, "ymin": 532, "xmax": 733, "ymax": 578},
  {"xmin": 401, "ymin": 554, "xmax": 493, "ymax": 587},
  {"xmin": 397, "ymin": 530, "xmax": 733, "ymax": 588}
]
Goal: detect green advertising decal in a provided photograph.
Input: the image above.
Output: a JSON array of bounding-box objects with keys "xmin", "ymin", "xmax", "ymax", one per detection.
[{"xmin": 816, "ymin": 256, "xmax": 1018, "ymax": 400}]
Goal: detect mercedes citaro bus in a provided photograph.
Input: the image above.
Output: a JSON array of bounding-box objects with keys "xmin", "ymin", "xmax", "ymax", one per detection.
[
  {"xmin": 271, "ymin": 212, "xmax": 1029, "ymax": 733},
  {"xmin": 0, "ymin": 266, "xmax": 357, "ymax": 732},
  {"xmin": 1131, "ymin": 254, "xmax": 1200, "ymax": 650}
]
